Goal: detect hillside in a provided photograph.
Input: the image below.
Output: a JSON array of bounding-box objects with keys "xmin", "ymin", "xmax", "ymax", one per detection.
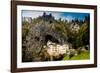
[{"xmin": 22, "ymin": 12, "xmax": 90, "ymax": 62}]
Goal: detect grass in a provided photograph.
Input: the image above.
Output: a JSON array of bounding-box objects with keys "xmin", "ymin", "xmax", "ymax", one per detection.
[{"xmin": 63, "ymin": 51, "xmax": 90, "ymax": 60}]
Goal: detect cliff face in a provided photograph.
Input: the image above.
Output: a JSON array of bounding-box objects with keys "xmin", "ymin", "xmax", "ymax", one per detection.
[{"xmin": 22, "ymin": 13, "xmax": 69, "ymax": 62}]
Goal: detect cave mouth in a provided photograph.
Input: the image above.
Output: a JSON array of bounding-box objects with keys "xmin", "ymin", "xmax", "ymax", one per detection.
[{"xmin": 45, "ymin": 35, "xmax": 59, "ymax": 44}]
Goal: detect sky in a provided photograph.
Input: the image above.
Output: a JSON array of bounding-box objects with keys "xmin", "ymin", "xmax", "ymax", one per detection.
[{"xmin": 22, "ymin": 10, "xmax": 90, "ymax": 21}]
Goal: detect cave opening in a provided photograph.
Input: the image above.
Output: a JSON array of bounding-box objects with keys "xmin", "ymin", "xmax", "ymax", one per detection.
[{"xmin": 45, "ymin": 35, "xmax": 59, "ymax": 44}]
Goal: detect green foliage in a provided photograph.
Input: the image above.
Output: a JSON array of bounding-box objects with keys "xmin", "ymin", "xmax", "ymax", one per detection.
[
  {"xmin": 22, "ymin": 21, "xmax": 31, "ymax": 62},
  {"xmin": 22, "ymin": 21, "xmax": 30, "ymax": 41},
  {"xmin": 66, "ymin": 23, "xmax": 89, "ymax": 49},
  {"xmin": 75, "ymin": 23, "xmax": 89, "ymax": 48},
  {"xmin": 63, "ymin": 51, "xmax": 90, "ymax": 60},
  {"xmin": 53, "ymin": 19, "xmax": 89, "ymax": 49}
]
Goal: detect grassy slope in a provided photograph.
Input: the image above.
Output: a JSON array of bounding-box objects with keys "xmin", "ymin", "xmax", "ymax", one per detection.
[{"xmin": 63, "ymin": 51, "xmax": 90, "ymax": 60}]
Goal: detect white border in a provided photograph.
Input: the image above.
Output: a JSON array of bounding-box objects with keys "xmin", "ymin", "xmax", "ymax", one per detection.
[{"xmin": 17, "ymin": 5, "xmax": 94, "ymax": 68}]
